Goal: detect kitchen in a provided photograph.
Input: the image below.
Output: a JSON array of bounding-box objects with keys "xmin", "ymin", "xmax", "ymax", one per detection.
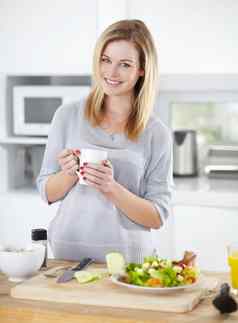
[{"xmin": 0, "ymin": 0, "xmax": 238, "ymax": 322}]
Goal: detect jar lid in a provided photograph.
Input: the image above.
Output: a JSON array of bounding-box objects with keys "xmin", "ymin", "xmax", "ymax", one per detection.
[{"xmin": 32, "ymin": 228, "xmax": 47, "ymax": 241}]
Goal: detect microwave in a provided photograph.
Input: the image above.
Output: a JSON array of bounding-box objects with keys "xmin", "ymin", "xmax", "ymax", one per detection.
[{"xmin": 13, "ymin": 85, "xmax": 91, "ymax": 136}]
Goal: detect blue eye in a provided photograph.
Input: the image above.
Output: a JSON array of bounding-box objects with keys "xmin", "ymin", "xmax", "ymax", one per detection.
[{"xmin": 121, "ymin": 63, "xmax": 130, "ymax": 68}]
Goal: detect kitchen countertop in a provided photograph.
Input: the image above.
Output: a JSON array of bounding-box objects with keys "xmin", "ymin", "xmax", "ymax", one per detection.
[
  {"xmin": 174, "ymin": 176, "xmax": 238, "ymax": 208},
  {"xmin": 2, "ymin": 175, "xmax": 237, "ymax": 208},
  {"xmin": 0, "ymin": 259, "xmax": 238, "ymax": 323}
]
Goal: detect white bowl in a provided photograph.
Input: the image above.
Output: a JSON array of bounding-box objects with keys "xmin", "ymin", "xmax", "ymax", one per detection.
[{"xmin": 0, "ymin": 244, "xmax": 45, "ymax": 282}]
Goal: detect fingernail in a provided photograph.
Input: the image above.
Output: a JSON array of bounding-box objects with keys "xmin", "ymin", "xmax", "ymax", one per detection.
[
  {"xmin": 83, "ymin": 177, "xmax": 86, "ymax": 180},
  {"xmin": 80, "ymin": 166, "xmax": 84, "ymax": 170},
  {"xmin": 80, "ymin": 171, "xmax": 84, "ymax": 175},
  {"xmin": 83, "ymin": 162, "xmax": 88, "ymax": 166},
  {"xmin": 75, "ymin": 149, "xmax": 80, "ymax": 155}
]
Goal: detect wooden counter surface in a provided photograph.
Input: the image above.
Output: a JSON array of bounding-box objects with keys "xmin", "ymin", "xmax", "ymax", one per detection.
[{"xmin": 0, "ymin": 259, "xmax": 237, "ymax": 323}]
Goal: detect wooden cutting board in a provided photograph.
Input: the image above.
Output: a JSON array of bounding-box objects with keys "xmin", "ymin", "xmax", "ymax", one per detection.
[{"xmin": 10, "ymin": 265, "xmax": 217, "ymax": 313}]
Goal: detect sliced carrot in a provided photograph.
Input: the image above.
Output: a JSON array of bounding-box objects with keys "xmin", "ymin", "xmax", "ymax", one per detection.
[{"xmin": 146, "ymin": 278, "xmax": 162, "ymax": 287}]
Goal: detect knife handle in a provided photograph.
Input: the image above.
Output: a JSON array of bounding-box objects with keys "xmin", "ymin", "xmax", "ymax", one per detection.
[{"xmin": 72, "ymin": 258, "xmax": 93, "ymax": 271}]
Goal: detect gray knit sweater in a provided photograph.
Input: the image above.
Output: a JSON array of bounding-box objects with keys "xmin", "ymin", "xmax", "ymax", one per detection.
[{"xmin": 36, "ymin": 98, "xmax": 174, "ymax": 263}]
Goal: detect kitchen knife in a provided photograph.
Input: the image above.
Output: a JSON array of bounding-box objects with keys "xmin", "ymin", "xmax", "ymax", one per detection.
[{"xmin": 56, "ymin": 257, "xmax": 94, "ymax": 283}]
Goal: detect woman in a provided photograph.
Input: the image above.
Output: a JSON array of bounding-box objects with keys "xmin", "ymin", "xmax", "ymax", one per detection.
[{"xmin": 36, "ymin": 19, "xmax": 174, "ymax": 263}]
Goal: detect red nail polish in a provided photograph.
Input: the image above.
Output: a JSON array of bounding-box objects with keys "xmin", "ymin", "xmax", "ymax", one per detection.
[
  {"xmin": 83, "ymin": 162, "xmax": 88, "ymax": 166},
  {"xmin": 80, "ymin": 171, "xmax": 84, "ymax": 175},
  {"xmin": 75, "ymin": 149, "xmax": 80, "ymax": 154},
  {"xmin": 80, "ymin": 166, "xmax": 84, "ymax": 170},
  {"xmin": 83, "ymin": 177, "xmax": 86, "ymax": 180}
]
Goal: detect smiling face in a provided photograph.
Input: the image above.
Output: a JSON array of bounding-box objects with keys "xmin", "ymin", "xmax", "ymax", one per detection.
[{"xmin": 99, "ymin": 40, "xmax": 144, "ymax": 98}]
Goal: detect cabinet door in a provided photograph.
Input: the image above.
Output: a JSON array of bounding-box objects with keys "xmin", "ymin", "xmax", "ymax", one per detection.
[
  {"xmin": 174, "ymin": 205, "xmax": 238, "ymax": 271},
  {"xmin": 151, "ymin": 211, "xmax": 175, "ymax": 259},
  {"xmin": 128, "ymin": 1, "xmax": 238, "ymax": 75},
  {"xmin": 0, "ymin": 194, "xmax": 58, "ymax": 258},
  {"xmin": 0, "ymin": 0, "xmax": 97, "ymax": 74}
]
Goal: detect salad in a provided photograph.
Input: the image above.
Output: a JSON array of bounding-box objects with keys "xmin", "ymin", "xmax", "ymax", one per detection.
[{"xmin": 117, "ymin": 251, "xmax": 200, "ymax": 288}]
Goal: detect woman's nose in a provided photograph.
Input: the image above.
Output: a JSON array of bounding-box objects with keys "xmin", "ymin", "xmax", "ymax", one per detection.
[{"xmin": 108, "ymin": 64, "xmax": 120, "ymax": 78}]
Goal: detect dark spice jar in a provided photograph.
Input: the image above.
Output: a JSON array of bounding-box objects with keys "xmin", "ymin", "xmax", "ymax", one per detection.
[{"xmin": 31, "ymin": 228, "xmax": 48, "ymax": 269}]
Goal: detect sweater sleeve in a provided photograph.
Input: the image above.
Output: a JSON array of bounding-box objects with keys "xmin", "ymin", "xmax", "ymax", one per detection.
[
  {"xmin": 36, "ymin": 105, "xmax": 66, "ymax": 205},
  {"xmin": 142, "ymin": 124, "xmax": 174, "ymax": 226}
]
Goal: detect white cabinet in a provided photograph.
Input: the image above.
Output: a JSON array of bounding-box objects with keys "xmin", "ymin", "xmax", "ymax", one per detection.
[
  {"xmin": 0, "ymin": 0, "xmax": 97, "ymax": 74},
  {"xmin": 97, "ymin": 0, "xmax": 128, "ymax": 35},
  {"xmin": 127, "ymin": 1, "xmax": 238, "ymax": 74},
  {"xmin": 152, "ymin": 212, "xmax": 175, "ymax": 260},
  {"xmin": 174, "ymin": 205, "xmax": 237, "ymax": 272},
  {"xmin": 0, "ymin": 193, "xmax": 59, "ymax": 258}
]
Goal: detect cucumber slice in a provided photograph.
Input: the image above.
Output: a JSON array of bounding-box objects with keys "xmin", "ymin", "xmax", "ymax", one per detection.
[
  {"xmin": 106, "ymin": 252, "xmax": 126, "ymax": 275},
  {"xmin": 74, "ymin": 270, "xmax": 99, "ymax": 284}
]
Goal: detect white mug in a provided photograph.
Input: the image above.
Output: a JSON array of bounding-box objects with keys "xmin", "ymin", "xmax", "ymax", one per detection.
[{"xmin": 76, "ymin": 148, "xmax": 108, "ymax": 185}]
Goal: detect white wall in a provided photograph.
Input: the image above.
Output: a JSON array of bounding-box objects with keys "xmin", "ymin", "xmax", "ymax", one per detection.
[{"xmin": 0, "ymin": 0, "xmax": 237, "ymax": 74}]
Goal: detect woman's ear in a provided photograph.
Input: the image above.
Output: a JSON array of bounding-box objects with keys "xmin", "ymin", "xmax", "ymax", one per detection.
[{"xmin": 139, "ymin": 69, "xmax": 145, "ymax": 77}]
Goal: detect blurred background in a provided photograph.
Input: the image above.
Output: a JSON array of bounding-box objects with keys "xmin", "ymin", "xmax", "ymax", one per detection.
[{"xmin": 0, "ymin": 0, "xmax": 238, "ymax": 271}]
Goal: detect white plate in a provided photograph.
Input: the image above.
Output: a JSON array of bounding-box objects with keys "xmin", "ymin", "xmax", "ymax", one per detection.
[{"xmin": 111, "ymin": 275, "xmax": 202, "ymax": 294}]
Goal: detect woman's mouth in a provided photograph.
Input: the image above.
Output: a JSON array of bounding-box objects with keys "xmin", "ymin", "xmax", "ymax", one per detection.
[{"xmin": 104, "ymin": 78, "xmax": 123, "ymax": 87}]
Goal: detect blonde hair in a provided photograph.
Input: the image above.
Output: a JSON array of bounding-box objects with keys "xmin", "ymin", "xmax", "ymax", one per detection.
[{"xmin": 85, "ymin": 19, "xmax": 158, "ymax": 141}]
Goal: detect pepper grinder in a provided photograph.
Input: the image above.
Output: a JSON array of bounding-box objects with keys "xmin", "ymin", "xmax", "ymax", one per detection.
[
  {"xmin": 213, "ymin": 283, "xmax": 238, "ymax": 314},
  {"xmin": 31, "ymin": 228, "xmax": 48, "ymax": 269}
]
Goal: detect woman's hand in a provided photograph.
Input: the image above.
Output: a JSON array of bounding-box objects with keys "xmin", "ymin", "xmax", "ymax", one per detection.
[
  {"xmin": 57, "ymin": 149, "xmax": 80, "ymax": 176},
  {"xmin": 80, "ymin": 160, "xmax": 116, "ymax": 193}
]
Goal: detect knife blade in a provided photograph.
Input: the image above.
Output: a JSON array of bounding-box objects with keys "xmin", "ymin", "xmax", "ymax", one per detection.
[{"xmin": 56, "ymin": 257, "xmax": 94, "ymax": 283}]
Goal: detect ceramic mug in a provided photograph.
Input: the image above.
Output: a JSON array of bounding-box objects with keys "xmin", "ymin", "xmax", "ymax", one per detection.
[{"xmin": 76, "ymin": 148, "xmax": 108, "ymax": 185}]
